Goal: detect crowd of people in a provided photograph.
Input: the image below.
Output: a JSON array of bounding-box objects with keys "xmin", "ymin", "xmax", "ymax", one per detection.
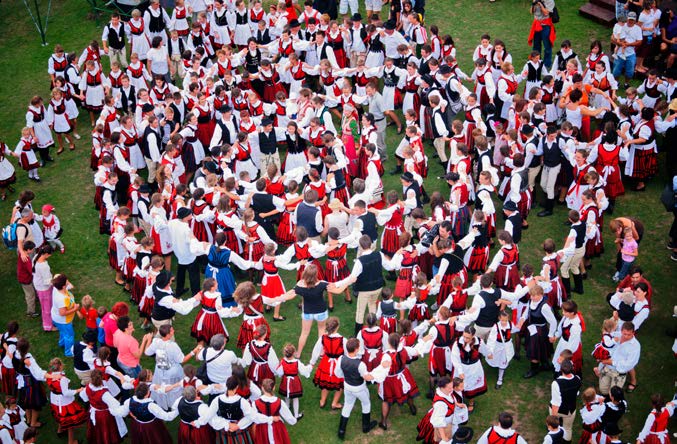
[{"xmin": 1, "ymin": 0, "xmax": 676, "ymax": 442}]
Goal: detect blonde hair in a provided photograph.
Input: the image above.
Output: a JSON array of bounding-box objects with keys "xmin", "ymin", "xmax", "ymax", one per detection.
[{"xmin": 81, "ymin": 294, "xmax": 94, "ymax": 309}]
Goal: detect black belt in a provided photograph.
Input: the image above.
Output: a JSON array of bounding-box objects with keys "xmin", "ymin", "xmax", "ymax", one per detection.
[{"xmin": 374, "ymin": 117, "xmax": 385, "ymax": 122}]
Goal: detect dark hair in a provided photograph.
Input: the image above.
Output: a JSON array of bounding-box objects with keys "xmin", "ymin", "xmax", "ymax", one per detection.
[
  {"xmin": 116, "ymin": 316, "xmax": 131, "ymax": 331},
  {"xmin": 498, "ymin": 412, "xmax": 514, "ymax": 428},
  {"xmin": 560, "ymin": 359, "xmax": 574, "ymax": 374},
  {"xmin": 51, "ymin": 274, "xmax": 68, "ymax": 290}
]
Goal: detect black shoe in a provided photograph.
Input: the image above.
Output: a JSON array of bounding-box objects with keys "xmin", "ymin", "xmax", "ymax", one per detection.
[
  {"xmin": 672, "ymin": 252, "xmax": 677, "ymax": 262},
  {"xmin": 409, "ymin": 403, "xmax": 417, "ymax": 416},
  {"xmin": 537, "ymin": 209, "xmax": 553, "ymax": 217},
  {"xmin": 495, "ymin": 382, "xmax": 503, "ymax": 389},
  {"xmin": 624, "ymin": 82, "xmax": 630, "ymax": 89},
  {"xmin": 273, "ymin": 316, "xmax": 287, "ymax": 322},
  {"xmin": 513, "ymin": 353, "xmax": 521, "ymax": 361},
  {"xmin": 379, "ymin": 422, "xmax": 388, "ymax": 430},
  {"xmin": 46, "ymin": 156, "xmax": 55, "ymax": 162},
  {"xmin": 573, "ymin": 274, "xmax": 584, "ymax": 294},
  {"xmin": 523, "ymin": 368, "xmax": 539, "ymax": 379},
  {"xmin": 667, "ymin": 242, "xmax": 677, "ymax": 250},
  {"xmin": 581, "ymin": 272, "xmax": 588, "ymax": 280},
  {"xmin": 296, "ymin": 412, "xmax": 304, "ymax": 420},
  {"xmin": 362, "ymin": 413, "xmax": 377, "ymax": 433},
  {"xmin": 561, "ymin": 277, "xmax": 571, "ymax": 300},
  {"xmin": 354, "ymin": 322, "xmax": 363, "ymax": 336},
  {"xmin": 175, "ymin": 288, "xmax": 188, "ymax": 297},
  {"xmin": 338, "ymin": 416, "xmax": 349, "ymax": 440},
  {"xmin": 389, "ymin": 166, "xmax": 403, "ymax": 175}
]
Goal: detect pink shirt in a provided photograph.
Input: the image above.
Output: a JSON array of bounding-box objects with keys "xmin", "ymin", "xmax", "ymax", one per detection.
[
  {"xmin": 102, "ymin": 313, "xmax": 118, "ymax": 346},
  {"xmin": 113, "ymin": 329, "xmax": 140, "ymax": 367}
]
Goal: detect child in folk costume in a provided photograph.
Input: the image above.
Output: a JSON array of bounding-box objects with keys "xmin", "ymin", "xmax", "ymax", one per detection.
[
  {"xmin": 433, "ymin": 237, "xmax": 470, "ymax": 307},
  {"xmin": 377, "ymin": 287, "xmax": 416, "ymax": 333},
  {"xmin": 636, "ymin": 394, "xmax": 675, "ymax": 444},
  {"xmin": 14, "ymin": 128, "xmax": 41, "ymax": 182},
  {"xmin": 486, "ymin": 310, "xmax": 515, "ymax": 390},
  {"xmin": 419, "ymin": 306, "xmax": 457, "ymax": 397},
  {"xmin": 416, "ymin": 376, "xmax": 457, "ymax": 443},
  {"xmin": 462, "ymin": 94, "xmax": 486, "ymax": 151},
  {"xmin": 79, "ymin": 60, "xmax": 110, "ymax": 125},
  {"xmin": 276, "ymin": 181, "xmax": 302, "ymax": 246},
  {"xmin": 107, "ymin": 206, "xmax": 128, "ymax": 285},
  {"xmin": 188, "ymin": 188, "xmax": 215, "ymax": 243},
  {"xmin": 541, "ymin": 238, "xmax": 566, "ymax": 310},
  {"xmin": 275, "ymin": 344, "xmax": 312, "ymax": 420},
  {"xmin": 591, "ymin": 318, "xmax": 618, "ymax": 372},
  {"xmin": 190, "ymin": 278, "xmax": 241, "ymax": 344},
  {"xmin": 3, "ymin": 398, "xmax": 28, "ymax": 442},
  {"xmin": 79, "ymin": 369, "xmax": 127, "ymax": 444},
  {"xmin": 464, "ymin": 210, "xmax": 491, "ymax": 274},
  {"xmin": 322, "ymin": 227, "xmax": 352, "ymax": 306},
  {"xmin": 254, "ymin": 378, "xmax": 298, "ymax": 444},
  {"xmin": 408, "ymin": 272, "xmax": 433, "ymax": 325},
  {"xmin": 130, "ymin": 237, "xmax": 154, "ymax": 304},
  {"xmin": 138, "ymin": 256, "xmax": 163, "ymax": 328},
  {"xmin": 149, "ymin": 193, "xmax": 173, "ymax": 271},
  {"xmin": 373, "ymin": 191, "xmax": 405, "ymax": 258},
  {"xmin": 566, "ymin": 149, "xmax": 595, "ymax": 211},
  {"xmin": 446, "ymin": 172, "xmax": 471, "ymax": 241},
  {"xmin": 450, "ymin": 324, "xmax": 491, "ymax": 411},
  {"xmin": 233, "ymin": 281, "xmax": 284, "ymax": 350},
  {"xmin": 39, "ymin": 358, "xmax": 88, "ymax": 444},
  {"xmin": 381, "ymin": 232, "xmax": 420, "ymax": 300},
  {"xmin": 579, "ymin": 189, "xmax": 603, "ymax": 273},
  {"xmin": 93, "ymin": 346, "xmax": 126, "ymax": 398},
  {"xmin": 121, "ymin": 223, "xmax": 142, "ymax": 293},
  {"xmin": 37, "ymin": 203, "xmax": 64, "ymax": 253},
  {"xmin": 180, "ymin": 113, "xmax": 207, "ymax": 179},
  {"xmin": 252, "ymin": 242, "xmax": 301, "ymax": 321},
  {"xmin": 377, "ymin": 332, "xmax": 420, "ymax": 429},
  {"xmin": 243, "ymin": 325, "xmax": 280, "ymax": 387},
  {"xmin": 25, "ymin": 96, "xmax": 55, "ymax": 165},
  {"xmin": 553, "ymin": 300, "xmax": 584, "ymax": 376},
  {"xmin": 476, "ymin": 170, "xmax": 498, "ymax": 239},
  {"xmin": 0, "ymin": 322, "xmax": 19, "ymax": 397},
  {"xmin": 579, "ymin": 387, "xmax": 606, "ymax": 444},
  {"xmin": 488, "ymin": 231, "xmax": 520, "ymax": 292},
  {"xmin": 357, "ymin": 313, "xmax": 388, "ymax": 372},
  {"xmin": 11, "ymin": 338, "xmax": 46, "ymax": 429},
  {"xmin": 309, "ymin": 316, "xmax": 346, "ymax": 410},
  {"xmin": 239, "ymin": 208, "xmax": 276, "ymax": 269},
  {"xmin": 46, "ymin": 88, "xmax": 75, "ymax": 154}
]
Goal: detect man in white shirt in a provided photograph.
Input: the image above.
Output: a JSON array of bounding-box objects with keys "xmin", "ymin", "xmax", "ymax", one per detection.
[
  {"xmin": 597, "ymin": 321, "xmax": 641, "ymax": 395},
  {"xmin": 151, "ymin": 270, "xmax": 201, "ymax": 329},
  {"xmin": 168, "ymin": 207, "xmax": 209, "ymax": 296},
  {"xmin": 196, "ymin": 334, "xmax": 244, "ymax": 385},
  {"xmin": 477, "ymin": 412, "xmax": 528, "ymax": 444},
  {"xmin": 612, "ymin": 12, "xmax": 643, "ymax": 87}
]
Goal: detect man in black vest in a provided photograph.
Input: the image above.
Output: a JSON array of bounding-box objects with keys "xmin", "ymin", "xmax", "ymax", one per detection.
[
  {"xmin": 257, "ymin": 118, "xmax": 281, "ymax": 177},
  {"xmin": 336, "ymin": 235, "xmax": 385, "ymax": 334},
  {"xmin": 151, "ymin": 270, "xmax": 200, "ymax": 330},
  {"xmin": 250, "ymin": 178, "xmax": 285, "ymax": 239},
  {"xmin": 550, "ymin": 359, "xmax": 581, "ymax": 444},
  {"xmin": 538, "ymin": 126, "xmax": 562, "ymax": 217},
  {"xmin": 210, "ymin": 105, "xmax": 238, "ymax": 150},
  {"xmin": 295, "ymin": 189, "xmax": 323, "ymax": 242},
  {"xmin": 335, "ymin": 338, "xmax": 389, "ymax": 440},
  {"xmin": 430, "ymin": 94, "xmax": 450, "ymax": 164},
  {"xmin": 560, "ymin": 210, "xmax": 587, "ymax": 298},
  {"xmin": 102, "ymin": 13, "xmax": 128, "ymax": 68},
  {"xmin": 457, "ymin": 273, "xmax": 533, "ymax": 342},
  {"xmin": 348, "ymin": 200, "xmax": 378, "ymax": 247},
  {"xmin": 401, "ymin": 172, "xmax": 421, "ymax": 234},
  {"xmin": 141, "ymin": 115, "xmax": 162, "ymax": 185},
  {"xmin": 144, "ymin": 0, "xmax": 170, "ymax": 44},
  {"xmin": 503, "ymin": 200, "xmax": 523, "ymax": 244}
]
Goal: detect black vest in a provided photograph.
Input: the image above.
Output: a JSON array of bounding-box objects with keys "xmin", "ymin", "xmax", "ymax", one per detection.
[
  {"xmin": 258, "ymin": 131, "xmax": 277, "ymax": 155},
  {"xmin": 431, "ymin": 109, "xmax": 447, "ymax": 139},
  {"xmin": 151, "ymin": 289, "xmax": 176, "ymax": 321},
  {"xmin": 168, "ymin": 38, "xmax": 185, "ymax": 57},
  {"xmin": 136, "ymin": 250, "xmax": 152, "ymax": 269},
  {"xmin": 213, "ymin": 10, "xmax": 228, "ymax": 26},
  {"xmin": 542, "ymin": 138, "xmax": 562, "ymax": 168},
  {"xmin": 141, "ymin": 125, "xmax": 159, "ymax": 159},
  {"xmin": 120, "ymin": 86, "xmax": 137, "ymax": 113},
  {"xmin": 245, "ymin": 50, "xmax": 261, "ymax": 74},
  {"xmin": 129, "ymin": 398, "xmax": 156, "ymax": 423},
  {"xmin": 507, "ymin": 213, "xmax": 522, "ymax": 244},
  {"xmin": 358, "ymin": 212, "xmax": 378, "ymax": 242},
  {"xmin": 476, "ymin": 289, "xmax": 501, "ymax": 327},
  {"xmin": 572, "ymin": 222, "xmax": 586, "ymax": 248},
  {"xmin": 73, "ymin": 341, "xmax": 89, "ymax": 372},
  {"xmin": 340, "ymin": 356, "xmax": 363, "ymax": 387},
  {"xmin": 296, "ymin": 202, "xmax": 320, "ymax": 237},
  {"xmin": 526, "ymin": 138, "xmax": 541, "ymax": 168},
  {"xmin": 380, "ymin": 300, "xmax": 397, "ymax": 317},
  {"xmin": 256, "ymin": 29, "xmax": 272, "ymax": 45},
  {"xmin": 178, "ymin": 398, "xmax": 202, "ymax": 423},
  {"xmin": 555, "ymin": 375, "xmax": 582, "ymax": 415},
  {"xmin": 252, "ymin": 193, "xmax": 278, "ymax": 226},
  {"xmin": 148, "ymin": 10, "xmax": 166, "ymax": 33},
  {"xmin": 354, "ymin": 251, "xmax": 384, "ymax": 292},
  {"xmin": 216, "ymin": 117, "xmax": 238, "ymax": 145},
  {"xmin": 527, "ymin": 298, "xmax": 547, "ymax": 326},
  {"xmin": 383, "ymin": 68, "xmax": 400, "ymax": 88},
  {"xmin": 107, "ymin": 24, "xmax": 125, "ymax": 50},
  {"xmin": 217, "ymin": 397, "xmax": 244, "ymax": 421},
  {"xmin": 548, "ymin": 429, "xmax": 565, "ymax": 444},
  {"xmin": 406, "ymin": 182, "xmax": 422, "ymax": 210}
]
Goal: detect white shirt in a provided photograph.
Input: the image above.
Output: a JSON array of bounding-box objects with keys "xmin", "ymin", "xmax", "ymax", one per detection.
[
  {"xmin": 167, "ymin": 219, "xmax": 205, "ymax": 264},
  {"xmin": 609, "ymin": 337, "xmax": 641, "ymax": 373},
  {"xmin": 477, "ymin": 427, "xmax": 528, "ymax": 444},
  {"xmin": 196, "ymin": 347, "xmax": 243, "ymax": 384}
]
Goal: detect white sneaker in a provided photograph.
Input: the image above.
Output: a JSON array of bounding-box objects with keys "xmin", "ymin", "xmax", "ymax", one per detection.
[
  {"xmin": 612, "ymin": 272, "xmax": 620, "ymax": 282},
  {"xmin": 73, "ymin": 133, "xmax": 81, "ymax": 140}
]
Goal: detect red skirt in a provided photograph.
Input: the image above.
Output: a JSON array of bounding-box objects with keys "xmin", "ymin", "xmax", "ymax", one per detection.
[
  {"xmin": 394, "ymin": 266, "xmax": 417, "ymax": 299},
  {"xmin": 191, "ymin": 310, "xmax": 228, "ymax": 343},
  {"xmin": 578, "ymin": 424, "xmax": 602, "ymax": 444},
  {"xmin": 468, "ymin": 245, "xmax": 490, "ymax": 273},
  {"xmin": 276, "ymin": 212, "xmax": 295, "ymax": 246},
  {"xmin": 380, "ymin": 316, "xmax": 397, "ymax": 334},
  {"xmin": 382, "ymin": 225, "xmax": 402, "ymax": 257},
  {"xmin": 585, "ymin": 236, "xmax": 604, "ymax": 258},
  {"xmin": 94, "ymin": 186, "xmax": 104, "ymax": 211},
  {"xmin": 437, "ymin": 269, "xmax": 468, "ymax": 306},
  {"xmin": 408, "ymin": 303, "xmax": 431, "ymax": 323},
  {"xmin": 517, "ymin": 190, "xmax": 532, "ymax": 220},
  {"xmin": 357, "ymin": 149, "xmax": 368, "ymax": 180},
  {"xmin": 247, "ymin": 362, "xmax": 275, "ymax": 386},
  {"xmin": 545, "ymin": 277, "xmax": 565, "ymax": 308},
  {"xmin": 254, "ymin": 421, "xmax": 291, "ymax": 444},
  {"xmin": 138, "ymin": 295, "xmax": 154, "ymax": 318},
  {"xmin": 333, "ymin": 186, "xmax": 349, "ymax": 206},
  {"xmin": 51, "ymin": 401, "xmax": 88, "ymax": 431},
  {"xmin": 416, "ymin": 410, "xmax": 436, "ymax": 443},
  {"xmin": 261, "ymin": 274, "xmax": 286, "ymax": 298},
  {"xmin": 418, "ymin": 252, "xmax": 434, "ymax": 279},
  {"xmin": 131, "ymin": 275, "xmax": 146, "ymax": 304},
  {"xmin": 631, "ymin": 148, "xmax": 657, "ymax": 179},
  {"xmin": 487, "ymin": 213, "xmax": 496, "ymax": 238},
  {"xmin": 362, "ymin": 349, "xmax": 383, "ymax": 372},
  {"xmin": 196, "ymin": 121, "xmax": 216, "ymax": 147},
  {"xmin": 263, "ymin": 83, "xmax": 287, "ymax": 104},
  {"xmin": 237, "ymin": 317, "xmax": 270, "ymax": 350},
  {"xmin": 223, "ymin": 229, "xmax": 241, "ymax": 255},
  {"xmin": 87, "ymin": 410, "xmax": 123, "ymax": 444},
  {"xmin": 20, "ymin": 153, "xmax": 40, "ymax": 171},
  {"xmin": 591, "ymin": 343, "xmax": 611, "ymax": 361},
  {"xmin": 493, "ymin": 263, "xmax": 519, "ymax": 292},
  {"xmin": 108, "ymin": 238, "xmax": 120, "ymax": 271},
  {"xmin": 130, "ymin": 417, "xmax": 173, "ymax": 444},
  {"xmin": 297, "ymin": 260, "xmax": 325, "ymax": 282},
  {"xmin": 429, "ymin": 346, "xmax": 452, "ymax": 377},
  {"xmin": 124, "ymin": 256, "xmax": 136, "ymax": 281},
  {"xmin": 313, "ymin": 355, "xmax": 343, "ymax": 391},
  {"xmin": 381, "ymin": 369, "xmax": 419, "ymax": 404},
  {"xmin": 244, "ymin": 241, "xmax": 265, "ymax": 262},
  {"xmin": 571, "ymin": 343, "xmax": 583, "ymax": 376},
  {"xmin": 90, "ymin": 149, "xmax": 100, "ymax": 171},
  {"xmin": 334, "ymin": 47, "xmax": 347, "ymax": 68},
  {"xmin": 193, "ymin": 221, "xmax": 210, "ymax": 243},
  {"xmin": 596, "ymin": 165, "xmax": 624, "ymax": 198},
  {"xmin": 0, "ymin": 366, "xmax": 16, "ymax": 396},
  {"xmin": 325, "ymin": 258, "xmax": 350, "ymax": 282},
  {"xmin": 178, "ymin": 421, "xmax": 216, "ymax": 444},
  {"xmin": 279, "ymin": 374, "xmax": 303, "ymax": 398}
]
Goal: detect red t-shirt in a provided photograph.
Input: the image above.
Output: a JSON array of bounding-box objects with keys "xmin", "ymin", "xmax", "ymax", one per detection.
[
  {"xmin": 16, "ymin": 256, "xmax": 33, "ymax": 285},
  {"xmin": 79, "ymin": 307, "xmax": 98, "ymax": 329}
]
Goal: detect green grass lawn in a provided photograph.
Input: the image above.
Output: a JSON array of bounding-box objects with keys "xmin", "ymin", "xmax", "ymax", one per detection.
[{"xmin": 0, "ymin": 0, "xmax": 676, "ymax": 443}]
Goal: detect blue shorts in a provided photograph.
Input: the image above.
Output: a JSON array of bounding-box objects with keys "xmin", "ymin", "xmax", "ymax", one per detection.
[{"xmin": 302, "ymin": 311, "xmax": 329, "ymax": 322}]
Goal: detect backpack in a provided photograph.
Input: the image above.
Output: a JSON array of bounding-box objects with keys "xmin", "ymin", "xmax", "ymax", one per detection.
[
  {"xmin": 2, "ymin": 222, "xmax": 26, "ymax": 250},
  {"xmin": 551, "ymin": 6, "xmax": 560, "ymax": 23},
  {"xmin": 196, "ymin": 348, "xmax": 225, "ymax": 384}
]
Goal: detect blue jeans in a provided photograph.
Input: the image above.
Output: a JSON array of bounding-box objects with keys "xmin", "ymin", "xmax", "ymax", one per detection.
[
  {"xmin": 618, "ymin": 259, "xmax": 635, "ymax": 280},
  {"xmin": 615, "ymin": 1, "xmax": 627, "ymax": 20},
  {"xmin": 532, "ymin": 25, "xmax": 553, "ymax": 69},
  {"xmin": 117, "ymin": 360, "xmax": 142, "ymax": 378},
  {"xmin": 53, "ymin": 322, "xmax": 74, "ymax": 357},
  {"xmin": 613, "ymin": 53, "xmax": 636, "ymax": 80}
]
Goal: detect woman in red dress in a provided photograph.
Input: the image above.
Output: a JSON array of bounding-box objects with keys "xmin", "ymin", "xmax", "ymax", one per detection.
[
  {"xmin": 323, "ymin": 228, "xmax": 351, "ymax": 306},
  {"xmin": 309, "ymin": 316, "xmax": 345, "ymax": 409},
  {"xmin": 276, "ymin": 182, "xmax": 302, "ymax": 246},
  {"xmin": 81, "ymin": 369, "xmax": 127, "ymax": 444},
  {"xmin": 234, "ymin": 282, "xmax": 285, "ymax": 350},
  {"xmin": 489, "ymin": 231, "xmax": 520, "ymax": 292},
  {"xmin": 44, "ymin": 358, "xmax": 88, "ymax": 444},
  {"xmin": 378, "ymin": 332, "xmax": 419, "ymax": 430},
  {"xmin": 254, "ymin": 378, "xmax": 297, "ymax": 444}
]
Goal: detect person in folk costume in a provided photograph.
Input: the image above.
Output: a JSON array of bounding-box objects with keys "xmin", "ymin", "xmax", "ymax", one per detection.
[
  {"xmin": 586, "ymin": 61, "xmax": 617, "ymax": 111},
  {"xmin": 251, "ymin": 242, "xmax": 301, "ymax": 321},
  {"xmin": 324, "ymin": 155, "xmax": 351, "ymax": 207},
  {"xmin": 518, "ymin": 284, "xmax": 558, "ymax": 378},
  {"xmin": 14, "ymin": 128, "xmax": 41, "ymax": 182},
  {"xmin": 238, "ymin": 207, "xmax": 276, "ymax": 280},
  {"xmin": 356, "ymin": 313, "xmax": 388, "ymax": 372},
  {"xmin": 274, "ymin": 343, "xmax": 312, "ymax": 421},
  {"xmin": 487, "ymin": 230, "xmax": 520, "ymax": 292},
  {"xmin": 356, "ymin": 112, "xmax": 378, "ymax": 180},
  {"xmin": 461, "ymin": 210, "xmax": 490, "ymax": 274},
  {"xmin": 335, "ymin": 337, "xmax": 389, "ymax": 440},
  {"xmin": 376, "ymin": 287, "xmax": 416, "ymax": 332},
  {"xmin": 275, "ymin": 180, "xmax": 302, "ymax": 246},
  {"xmin": 204, "ymin": 230, "xmax": 252, "ymax": 307},
  {"xmin": 449, "ymin": 324, "xmax": 492, "ymax": 412},
  {"xmin": 25, "ymin": 96, "xmax": 55, "ymax": 167},
  {"xmin": 578, "ymin": 387, "xmax": 606, "ymax": 444},
  {"xmin": 120, "ymin": 224, "xmax": 142, "ymax": 293},
  {"xmin": 78, "ymin": 369, "xmax": 127, "ymax": 444},
  {"xmin": 472, "ymin": 58, "xmax": 496, "ymax": 111},
  {"xmin": 521, "ymin": 51, "xmax": 545, "ymax": 97},
  {"xmin": 564, "ymin": 147, "xmax": 595, "ymax": 212},
  {"xmin": 138, "ymin": 257, "xmax": 164, "ymax": 329},
  {"xmin": 254, "ymin": 378, "xmax": 298, "ymax": 444},
  {"xmin": 193, "ymin": 93, "xmax": 216, "ymax": 148},
  {"xmin": 190, "ymin": 278, "xmax": 242, "ymax": 344},
  {"xmin": 444, "ymin": 172, "xmax": 471, "ymax": 242},
  {"xmin": 623, "ymin": 107, "xmax": 657, "ymax": 192},
  {"xmin": 558, "ymin": 209, "xmax": 588, "ymax": 299},
  {"xmin": 578, "ymin": 189, "xmax": 603, "ymax": 275},
  {"xmin": 406, "ymin": 272, "xmax": 432, "ymax": 325},
  {"xmin": 552, "ymin": 301, "xmax": 584, "ymax": 374},
  {"xmin": 149, "ymin": 192, "xmax": 173, "ymax": 271},
  {"xmin": 478, "ymin": 310, "xmax": 513, "ymax": 390},
  {"xmin": 233, "ymin": 281, "xmax": 284, "ymax": 350},
  {"xmin": 171, "ymin": 385, "xmax": 216, "ymax": 444},
  {"xmin": 116, "ymin": 382, "xmax": 177, "ymax": 444},
  {"xmin": 475, "ymin": 168, "xmax": 498, "ymax": 240},
  {"xmin": 636, "ymin": 394, "xmax": 675, "ymax": 444},
  {"xmin": 320, "ymin": 226, "xmax": 352, "ymax": 305},
  {"xmin": 589, "ymin": 124, "xmax": 625, "ymax": 213},
  {"xmin": 208, "ymin": 375, "xmax": 270, "ymax": 444},
  {"xmin": 46, "ymin": 88, "xmax": 76, "ymax": 154},
  {"xmin": 279, "ymin": 224, "xmax": 326, "ymax": 284},
  {"xmin": 505, "ymin": 150, "xmax": 532, "ymax": 229},
  {"xmin": 232, "ymin": 131, "xmax": 259, "ymax": 182},
  {"xmin": 338, "ymin": 101, "xmax": 360, "ymax": 178},
  {"xmin": 243, "ymin": 324, "xmax": 280, "ymax": 388},
  {"xmin": 461, "ymin": 94, "xmax": 486, "ymax": 152},
  {"xmin": 126, "ymin": 52, "xmax": 153, "ymax": 93},
  {"xmin": 415, "ymin": 376, "xmax": 457, "ymax": 443},
  {"xmin": 0, "ymin": 322, "xmax": 19, "ymax": 398},
  {"xmin": 416, "ymin": 306, "xmax": 457, "ymax": 398},
  {"xmin": 539, "ymin": 238, "xmax": 566, "ymax": 312},
  {"xmin": 308, "ymin": 316, "xmax": 346, "ymax": 410},
  {"xmin": 432, "ymin": 236, "xmax": 470, "ymax": 308},
  {"xmin": 494, "ymin": 62, "xmax": 524, "ymax": 122},
  {"xmin": 90, "ymin": 124, "xmax": 105, "ymax": 171},
  {"xmin": 180, "ymin": 113, "xmax": 207, "ymax": 181},
  {"xmin": 476, "ymin": 412, "xmax": 527, "ymax": 444},
  {"xmin": 188, "ymin": 188, "xmax": 215, "ymax": 244},
  {"xmin": 100, "ymin": 172, "xmax": 120, "ymax": 237},
  {"xmin": 125, "ymin": 9, "xmax": 151, "ymax": 62},
  {"xmin": 382, "ymin": 231, "xmax": 420, "ymax": 302}
]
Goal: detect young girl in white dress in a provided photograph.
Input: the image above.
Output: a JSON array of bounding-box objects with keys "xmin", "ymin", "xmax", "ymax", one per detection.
[{"xmin": 486, "ymin": 310, "xmax": 515, "ymax": 390}]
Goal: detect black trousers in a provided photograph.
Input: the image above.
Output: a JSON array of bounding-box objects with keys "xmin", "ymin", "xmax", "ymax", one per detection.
[{"xmin": 176, "ymin": 260, "xmax": 201, "ymax": 296}]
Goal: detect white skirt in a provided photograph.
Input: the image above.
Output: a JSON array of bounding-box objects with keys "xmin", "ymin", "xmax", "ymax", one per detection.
[
  {"xmin": 129, "ymin": 76, "xmax": 148, "ymax": 92},
  {"xmin": 485, "ymin": 341, "xmax": 514, "ymax": 369},
  {"xmin": 65, "ymin": 98, "xmax": 79, "ymax": 119},
  {"xmin": 237, "ymin": 158, "xmax": 259, "ymax": 179},
  {"xmin": 52, "ymin": 112, "xmax": 72, "ymax": 134},
  {"xmin": 383, "ymin": 86, "xmax": 396, "ymax": 111},
  {"xmin": 213, "ymin": 24, "xmax": 231, "ymax": 46},
  {"xmin": 84, "ymin": 85, "xmax": 105, "ymax": 109},
  {"xmin": 32, "ymin": 120, "xmax": 54, "ymax": 148},
  {"xmin": 233, "ymin": 24, "xmax": 251, "ymax": 46},
  {"xmin": 365, "ymin": 51, "xmax": 384, "ymax": 69},
  {"xmin": 454, "ymin": 360, "xmax": 485, "ymax": 393},
  {"xmin": 284, "ymin": 152, "xmax": 307, "ymax": 173},
  {"xmin": 129, "ymin": 144, "xmax": 147, "ymax": 169},
  {"xmin": 0, "ymin": 158, "xmax": 15, "ymax": 181},
  {"xmin": 545, "ymin": 103, "xmax": 559, "ymax": 123},
  {"xmin": 130, "ymin": 34, "xmax": 151, "ymax": 60}
]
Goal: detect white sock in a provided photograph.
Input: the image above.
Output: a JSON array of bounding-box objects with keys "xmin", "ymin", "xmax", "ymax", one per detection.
[
  {"xmin": 293, "ymin": 398, "xmax": 300, "ymax": 417},
  {"xmin": 498, "ymin": 368, "xmax": 505, "ymax": 383}
]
